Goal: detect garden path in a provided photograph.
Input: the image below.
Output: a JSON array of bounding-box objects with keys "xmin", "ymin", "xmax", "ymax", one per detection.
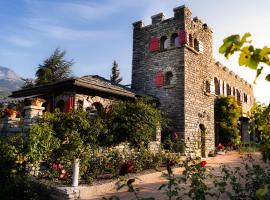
[{"xmin": 85, "ymin": 151, "xmax": 264, "ymax": 200}]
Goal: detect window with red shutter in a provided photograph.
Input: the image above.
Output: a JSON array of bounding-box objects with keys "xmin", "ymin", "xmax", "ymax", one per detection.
[
  {"xmin": 155, "ymin": 71, "xmax": 164, "ymax": 88},
  {"xmin": 149, "ymin": 37, "xmax": 159, "ymax": 52},
  {"xmin": 178, "ymin": 30, "xmax": 188, "ymax": 46}
]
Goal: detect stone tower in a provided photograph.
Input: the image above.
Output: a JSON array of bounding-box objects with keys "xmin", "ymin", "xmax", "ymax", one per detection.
[{"xmin": 131, "ymin": 5, "xmax": 215, "ymax": 156}]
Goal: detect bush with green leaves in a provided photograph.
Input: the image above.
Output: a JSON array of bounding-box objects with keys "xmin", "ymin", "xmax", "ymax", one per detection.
[
  {"xmin": 215, "ymin": 96, "xmax": 242, "ymax": 147},
  {"xmin": 107, "ymin": 98, "xmax": 165, "ymax": 147}
]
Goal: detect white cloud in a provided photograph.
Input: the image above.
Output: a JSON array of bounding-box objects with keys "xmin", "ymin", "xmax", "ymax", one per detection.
[
  {"xmin": 26, "ymin": 18, "xmax": 111, "ymax": 40},
  {"xmin": 5, "ymin": 36, "xmax": 36, "ymax": 47}
]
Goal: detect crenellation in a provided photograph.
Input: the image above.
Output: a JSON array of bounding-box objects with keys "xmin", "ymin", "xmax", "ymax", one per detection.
[
  {"xmin": 131, "ymin": 5, "xmax": 254, "ymax": 157},
  {"xmin": 133, "ymin": 20, "xmax": 144, "ymax": 29},
  {"xmin": 151, "ymin": 13, "xmax": 165, "ymax": 24}
]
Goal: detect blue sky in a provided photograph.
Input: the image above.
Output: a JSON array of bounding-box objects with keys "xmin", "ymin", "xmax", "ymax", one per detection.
[{"xmin": 0, "ymin": 0, "xmax": 270, "ymax": 104}]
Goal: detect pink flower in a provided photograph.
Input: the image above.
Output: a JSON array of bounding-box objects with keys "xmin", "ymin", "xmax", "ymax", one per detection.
[
  {"xmin": 200, "ymin": 161, "xmax": 207, "ymax": 167},
  {"xmin": 58, "ymin": 164, "xmax": 62, "ymax": 169}
]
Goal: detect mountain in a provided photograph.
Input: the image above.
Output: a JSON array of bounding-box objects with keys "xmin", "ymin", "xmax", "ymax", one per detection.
[{"xmin": 0, "ymin": 66, "xmax": 24, "ymax": 97}]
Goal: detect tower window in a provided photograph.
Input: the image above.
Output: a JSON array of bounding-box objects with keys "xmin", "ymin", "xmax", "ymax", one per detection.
[
  {"xmin": 214, "ymin": 77, "xmax": 220, "ymax": 95},
  {"xmin": 194, "ymin": 38, "xmax": 199, "ymax": 51},
  {"xmin": 189, "ymin": 34, "xmax": 193, "ymax": 47},
  {"xmin": 226, "ymin": 84, "xmax": 231, "ymax": 95},
  {"xmin": 170, "ymin": 33, "xmax": 179, "ymax": 48},
  {"xmin": 160, "ymin": 36, "xmax": 168, "ymax": 50},
  {"xmin": 244, "ymin": 94, "xmax": 248, "ymax": 103},
  {"xmin": 205, "ymin": 80, "xmax": 211, "ymax": 94},
  {"xmin": 165, "ymin": 71, "xmax": 173, "ymax": 86}
]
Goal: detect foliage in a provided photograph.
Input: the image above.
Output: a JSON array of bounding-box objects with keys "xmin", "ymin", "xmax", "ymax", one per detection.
[
  {"xmin": 249, "ymin": 103, "xmax": 270, "ymax": 162},
  {"xmin": 219, "ymin": 33, "xmax": 270, "ymax": 82},
  {"xmin": 110, "ymin": 60, "xmax": 123, "ymax": 84},
  {"xmin": 0, "ymin": 134, "xmax": 27, "ymax": 180},
  {"xmin": 0, "ymin": 175, "xmax": 53, "ymax": 200},
  {"xmin": 21, "ymin": 78, "xmax": 35, "ymax": 89},
  {"xmin": 250, "ymin": 103, "xmax": 270, "ymax": 141},
  {"xmin": 215, "ymin": 96, "xmax": 242, "ymax": 147},
  {"xmin": 107, "ymin": 98, "xmax": 165, "ymax": 147},
  {"xmin": 86, "ymin": 147, "xmax": 182, "ymax": 182},
  {"xmin": 35, "ymin": 48, "xmax": 73, "ymax": 86}
]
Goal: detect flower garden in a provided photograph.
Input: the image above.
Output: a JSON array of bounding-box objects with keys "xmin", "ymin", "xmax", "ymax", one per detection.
[{"xmin": 0, "ymin": 98, "xmax": 269, "ymax": 200}]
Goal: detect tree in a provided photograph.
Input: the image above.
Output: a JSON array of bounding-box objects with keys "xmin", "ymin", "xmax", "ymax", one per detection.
[
  {"xmin": 110, "ymin": 60, "xmax": 122, "ymax": 84},
  {"xmin": 35, "ymin": 48, "xmax": 73, "ymax": 85},
  {"xmin": 21, "ymin": 78, "xmax": 35, "ymax": 89},
  {"xmin": 215, "ymin": 96, "xmax": 242, "ymax": 147},
  {"xmin": 219, "ymin": 33, "xmax": 270, "ymax": 83}
]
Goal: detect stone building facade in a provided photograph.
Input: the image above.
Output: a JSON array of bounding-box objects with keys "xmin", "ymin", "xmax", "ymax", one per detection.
[{"xmin": 131, "ymin": 5, "xmax": 254, "ymax": 156}]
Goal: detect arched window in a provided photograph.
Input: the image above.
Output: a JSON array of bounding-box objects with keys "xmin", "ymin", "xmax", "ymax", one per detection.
[
  {"xmin": 170, "ymin": 33, "xmax": 179, "ymax": 47},
  {"xmin": 233, "ymin": 87, "xmax": 236, "ymax": 96},
  {"xmin": 194, "ymin": 38, "xmax": 199, "ymax": 51},
  {"xmin": 214, "ymin": 77, "xmax": 220, "ymax": 95},
  {"xmin": 165, "ymin": 71, "xmax": 173, "ymax": 86},
  {"xmin": 189, "ymin": 34, "xmax": 193, "ymax": 47},
  {"xmin": 160, "ymin": 36, "xmax": 168, "ymax": 50},
  {"xmin": 55, "ymin": 100, "xmax": 65, "ymax": 112},
  {"xmin": 92, "ymin": 102, "xmax": 104, "ymax": 115},
  {"xmin": 226, "ymin": 84, "xmax": 231, "ymax": 95},
  {"xmin": 244, "ymin": 94, "xmax": 248, "ymax": 103},
  {"xmin": 236, "ymin": 89, "xmax": 241, "ymax": 103}
]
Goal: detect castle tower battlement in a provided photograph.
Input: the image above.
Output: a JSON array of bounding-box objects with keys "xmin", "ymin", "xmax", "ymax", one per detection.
[{"xmin": 131, "ymin": 5, "xmax": 254, "ymax": 156}]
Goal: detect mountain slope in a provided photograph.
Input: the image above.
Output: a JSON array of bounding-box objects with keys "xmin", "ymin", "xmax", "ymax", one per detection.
[{"xmin": 0, "ymin": 66, "xmax": 24, "ymax": 97}]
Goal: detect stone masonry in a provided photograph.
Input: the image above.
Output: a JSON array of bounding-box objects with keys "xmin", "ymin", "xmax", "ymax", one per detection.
[{"xmin": 131, "ymin": 5, "xmax": 254, "ymax": 156}]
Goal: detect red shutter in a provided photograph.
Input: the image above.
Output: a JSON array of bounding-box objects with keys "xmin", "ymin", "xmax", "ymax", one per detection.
[
  {"xmin": 64, "ymin": 96, "xmax": 74, "ymax": 113},
  {"xmin": 179, "ymin": 30, "xmax": 188, "ymax": 46},
  {"xmin": 149, "ymin": 37, "xmax": 159, "ymax": 52},
  {"xmin": 155, "ymin": 71, "xmax": 164, "ymax": 88}
]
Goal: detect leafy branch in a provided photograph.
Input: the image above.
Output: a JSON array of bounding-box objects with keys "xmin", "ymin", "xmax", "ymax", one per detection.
[{"xmin": 219, "ymin": 33, "xmax": 270, "ymax": 83}]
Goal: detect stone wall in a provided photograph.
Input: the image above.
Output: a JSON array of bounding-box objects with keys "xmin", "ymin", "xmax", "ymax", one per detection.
[
  {"xmin": 131, "ymin": 5, "xmax": 254, "ymax": 156},
  {"xmin": 132, "ymin": 8, "xmax": 185, "ymax": 133}
]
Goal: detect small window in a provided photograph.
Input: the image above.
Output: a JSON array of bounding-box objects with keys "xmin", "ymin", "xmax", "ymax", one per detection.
[
  {"xmin": 214, "ymin": 77, "xmax": 220, "ymax": 95},
  {"xmin": 244, "ymin": 94, "xmax": 248, "ymax": 103},
  {"xmin": 189, "ymin": 34, "xmax": 193, "ymax": 47},
  {"xmin": 165, "ymin": 71, "xmax": 173, "ymax": 86},
  {"xmin": 160, "ymin": 36, "xmax": 169, "ymax": 50},
  {"xmin": 171, "ymin": 33, "xmax": 178, "ymax": 48},
  {"xmin": 233, "ymin": 87, "xmax": 235, "ymax": 96},
  {"xmin": 194, "ymin": 38, "xmax": 199, "ymax": 51},
  {"xmin": 205, "ymin": 81, "xmax": 211, "ymax": 93},
  {"xmin": 236, "ymin": 90, "xmax": 241, "ymax": 103},
  {"xmin": 226, "ymin": 84, "xmax": 231, "ymax": 95}
]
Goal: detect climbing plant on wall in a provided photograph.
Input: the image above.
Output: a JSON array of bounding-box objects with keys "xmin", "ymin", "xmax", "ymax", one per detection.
[{"xmin": 215, "ymin": 96, "xmax": 242, "ymax": 147}]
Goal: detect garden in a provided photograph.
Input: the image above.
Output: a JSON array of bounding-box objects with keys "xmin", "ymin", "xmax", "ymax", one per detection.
[{"xmin": 0, "ymin": 97, "xmax": 269, "ymax": 200}]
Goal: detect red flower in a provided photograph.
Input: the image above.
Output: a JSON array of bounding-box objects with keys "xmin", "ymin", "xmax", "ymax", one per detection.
[
  {"xmin": 52, "ymin": 164, "xmax": 58, "ymax": 169},
  {"xmin": 172, "ymin": 132, "xmax": 178, "ymax": 140},
  {"xmin": 119, "ymin": 161, "xmax": 133, "ymax": 175},
  {"xmin": 200, "ymin": 161, "xmax": 207, "ymax": 167},
  {"xmin": 218, "ymin": 143, "xmax": 224, "ymax": 150},
  {"xmin": 167, "ymin": 159, "xmax": 175, "ymax": 167}
]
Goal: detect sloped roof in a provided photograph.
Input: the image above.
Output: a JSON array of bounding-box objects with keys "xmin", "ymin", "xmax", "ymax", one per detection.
[{"xmin": 10, "ymin": 75, "xmax": 139, "ymax": 99}]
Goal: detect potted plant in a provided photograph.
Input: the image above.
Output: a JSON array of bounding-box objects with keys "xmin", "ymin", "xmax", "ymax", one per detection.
[
  {"xmin": 31, "ymin": 98, "xmax": 45, "ymax": 107},
  {"xmin": 4, "ymin": 107, "xmax": 17, "ymax": 119}
]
